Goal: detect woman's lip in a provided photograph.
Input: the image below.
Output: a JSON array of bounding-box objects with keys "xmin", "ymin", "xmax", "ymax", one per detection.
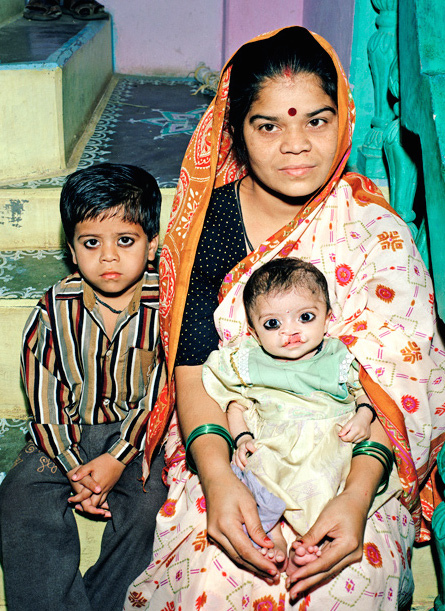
[{"xmin": 279, "ymin": 166, "xmax": 315, "ymax": 177}]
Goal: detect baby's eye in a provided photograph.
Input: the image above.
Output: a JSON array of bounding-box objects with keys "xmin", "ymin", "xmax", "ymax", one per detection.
[
  {"xmin": 263, "ymin": 318, "xmax": 281, "ymax": 330},
  {"xmin": 84, "ymin": 238, "xmax": 99, "ymax": 248},
  {"xmin": 118, "ymin": 236, "xmax": 134, "ymax": 246},
  {"xmin": 300, "ymin": 312, "xmax": 315, "ymax": 323}
]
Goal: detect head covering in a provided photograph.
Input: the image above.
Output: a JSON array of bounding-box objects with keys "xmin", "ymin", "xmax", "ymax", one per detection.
[{"xmin": 145, "ymin": 26, "xmax": 444, "ymax": 542}]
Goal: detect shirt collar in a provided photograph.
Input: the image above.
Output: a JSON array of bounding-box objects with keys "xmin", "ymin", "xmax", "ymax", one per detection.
[{"xmin": 55, "ymin": 267, "xmax": 159, "ymax": 312}]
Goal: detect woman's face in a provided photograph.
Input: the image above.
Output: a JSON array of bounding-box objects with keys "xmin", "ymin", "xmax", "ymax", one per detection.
[{"xmin": 242, "ymin": 73, "xmax": 338, "ymax": 199}]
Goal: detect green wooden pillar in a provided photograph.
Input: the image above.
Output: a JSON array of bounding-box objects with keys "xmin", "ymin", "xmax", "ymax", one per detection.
[{"xmin": 356, "ymin": 0, "xmax": 397, "ymax": 180}]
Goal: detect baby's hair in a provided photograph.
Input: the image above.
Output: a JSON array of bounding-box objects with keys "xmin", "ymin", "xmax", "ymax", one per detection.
[
  {"xmin": 60, "ymin": 163, "xmax": 161, "ymax": 245},
  {"xmin": 243, "ymin": 258, "xmax": 331, "ymax": 327}
]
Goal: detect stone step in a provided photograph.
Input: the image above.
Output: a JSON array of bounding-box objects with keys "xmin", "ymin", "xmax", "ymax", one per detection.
[
  {"xmin": 0, "ymin": 0, "xmax": 23, "ymax": 26},
  {"xmin": 0, "ymin": 15, "xmax": 112, "ymax": 182}
]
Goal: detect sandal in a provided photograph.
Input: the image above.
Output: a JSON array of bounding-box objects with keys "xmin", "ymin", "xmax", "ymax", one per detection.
[
  {"xmin": 61, "ymin": 0, "xmax": 109, "ymax": 20},
  {"xmin": 23, "ymin": 0, "xmax": 62, "ymax": 21}
]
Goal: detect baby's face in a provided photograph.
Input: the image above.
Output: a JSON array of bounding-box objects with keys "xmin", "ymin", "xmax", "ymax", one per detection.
[{"xmin": 249, "ymin": 288, "xmax": 330, "ymax": 361}]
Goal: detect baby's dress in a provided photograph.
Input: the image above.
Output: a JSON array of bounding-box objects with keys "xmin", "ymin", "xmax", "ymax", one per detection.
[{"xmin": 202, "ymin": 336, "xmax": 362, "ymax": 535}]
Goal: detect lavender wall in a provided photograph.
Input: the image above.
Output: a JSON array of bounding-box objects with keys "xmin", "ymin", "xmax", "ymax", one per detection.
[
  {"xmin": 223, "ymin": 0, "xmax": 304, "ymax": 63},
  {"xmin": 303, "ymin": 0, "xmax": 356, "ymax": 74},
  {"xmin": 105, "ymin": 0, "xmax": 305, "ymax": 75},
  {"xmin": 104, "ymin": 0, "xmax": 354, "ymax": 76}
]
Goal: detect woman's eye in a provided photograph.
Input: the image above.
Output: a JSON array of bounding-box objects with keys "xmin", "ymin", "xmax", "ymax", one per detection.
[
  {"xmin": 84, "ymin": 239, "xmax": 99, "ymax": 248},
  {"xmin": 300, "ymin": 312, "xmax": 315, "ymax": 323},
  {"xmin": 308, "ymin": 118, "xmax": 326, "ymax": 128},
  {"xmin": 263, "ymin": 318, "xmax": 281, "ymax": 330},
  {"xmin": 259, "ymin": 123, "xmax": 277, "ymax": 133},
  {"xmin": 118, "ymin": 236, "xmax": 134, "ymax": 246}
]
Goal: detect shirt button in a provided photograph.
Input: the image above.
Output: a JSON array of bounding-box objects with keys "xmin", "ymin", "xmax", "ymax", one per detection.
[{"xmin": 103, "ymin": 398, "xmax": 110, "ymax": 406}]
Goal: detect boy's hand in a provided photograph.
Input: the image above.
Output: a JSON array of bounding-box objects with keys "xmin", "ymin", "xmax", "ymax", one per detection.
[
  {"xmin": 67, "ymin": 453, "xmax": 125, "ymax": 517},
  {"xmin": 338, "ymin": 407, "xmax": 373, "ymax": 443},
  {"xmin": 233, "ymin": 439, "xmax": 257, "ymax": 470}
]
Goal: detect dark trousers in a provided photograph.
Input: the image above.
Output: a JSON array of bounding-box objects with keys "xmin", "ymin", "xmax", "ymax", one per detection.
[{"xmin": 0, "ymin": 423, "xmax": 167, "ymax": 611}]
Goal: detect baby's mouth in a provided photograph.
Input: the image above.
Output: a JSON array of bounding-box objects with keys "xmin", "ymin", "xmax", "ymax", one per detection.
[{"xmin": 283, "ymin": 333, "xmax": 302, "ymax": 347}]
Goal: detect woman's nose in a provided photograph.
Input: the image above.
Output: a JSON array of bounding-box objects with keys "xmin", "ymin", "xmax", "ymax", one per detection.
[{"xmin": 280, "ymin": 127, "xmax": 311, "ymax": 154}]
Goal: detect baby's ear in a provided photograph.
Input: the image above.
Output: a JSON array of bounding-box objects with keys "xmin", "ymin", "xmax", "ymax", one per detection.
[
  {"xmin": 67, "ymin": 243, "xmax": 77, "ymax": 266},
  {"xmin": 324, "ymin": 309, "xmax": 332, "ymax": 333}
]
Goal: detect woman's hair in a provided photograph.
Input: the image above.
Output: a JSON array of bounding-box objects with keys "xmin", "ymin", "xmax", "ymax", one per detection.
[
  {"xmin": 228, "ymin": 28, "xmax": 338, "ymax": 166},
  {"xmin": 60, "ymin": 163, "xmax": 161, "ymax": 244},
  {"xmin": 243, "ymin": 257, "xmax": 331, "ymax": 327}
]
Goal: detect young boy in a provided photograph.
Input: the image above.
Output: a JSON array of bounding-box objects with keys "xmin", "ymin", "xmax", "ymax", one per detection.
[{"xmin": 0, "ymin": 163, "xmax": 167, "ymax": 611}]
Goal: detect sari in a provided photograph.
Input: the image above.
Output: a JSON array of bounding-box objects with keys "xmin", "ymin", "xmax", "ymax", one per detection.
[{"xmin": 125, "ymin": 26, "xmax": 445, "ymax": 610}]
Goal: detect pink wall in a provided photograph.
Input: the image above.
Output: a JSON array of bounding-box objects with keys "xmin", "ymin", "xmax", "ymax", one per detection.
[
  {"xmin": 104, "ymin": 0, "xmax": 352, "ymax": 76},
  {"xmin": 106, "ymin": 0, "xmax": 225, "ymax": 76},
  {"xmin": 105, "ymin": 0, "xmax": 304, "ymax": 76},
  {"xmin": 223, "ymin": 0, "xmax": 304, "ymax": 63}
]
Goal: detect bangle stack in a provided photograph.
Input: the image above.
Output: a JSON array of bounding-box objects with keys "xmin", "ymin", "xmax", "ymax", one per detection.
[
  {"xmin": 352, "ymin": 440, "xmax": 394, "ymax": 495},
  {"xmin": 356, "ymin": 402, "xmax": 377, "ymax": 423},
  {"xmin": 185, "ymin": 424, "xmax": 235, "ymax": 474}
]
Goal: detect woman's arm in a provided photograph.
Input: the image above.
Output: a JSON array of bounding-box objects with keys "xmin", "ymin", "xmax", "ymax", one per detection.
[
  {"xmin": 175, "ymin": 365, "xmax": 279, "ymax": 580},
  {"xmin": 286, "ymin": 416, "xmax": 391, "ymax": 598}
]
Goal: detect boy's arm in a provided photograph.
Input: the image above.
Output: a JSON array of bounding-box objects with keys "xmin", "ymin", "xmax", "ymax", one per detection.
[
  {"xmin": 21, "ymin": 296, "xmax": 83, "ymax": 475},
  {"xmin": 106, "ymin": 343, "xmax": 166, "ymax": 466}
]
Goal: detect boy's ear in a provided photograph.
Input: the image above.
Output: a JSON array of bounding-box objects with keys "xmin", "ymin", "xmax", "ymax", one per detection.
[
  {"xmin": 147, "ymin": 235, "xmax": 159, "ymax": 261},
  {"xmin": 67, "ymin": 243, "xmax": 77, "ymax": 266}
]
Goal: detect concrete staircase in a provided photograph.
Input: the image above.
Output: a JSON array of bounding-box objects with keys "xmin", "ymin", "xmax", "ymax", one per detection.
[{"xmin": 0, "ymin": 1, "xmax": 438, "ymax": 609}]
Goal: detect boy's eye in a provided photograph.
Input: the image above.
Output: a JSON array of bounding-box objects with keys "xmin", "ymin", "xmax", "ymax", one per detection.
[
  {"xmin": 118, "ymin": 236, "xmax": 134, "ymax": 246},
  {"xmin": 84, "ymin": 238, "xmax": 99, "ymax": 248},
  {"xmin": 300, "ymin": 312, "xmax": 315, "ymax": 323},
  {"xmin": 263, "ymin": 318, "xmax": 281, "ymax": 330}
]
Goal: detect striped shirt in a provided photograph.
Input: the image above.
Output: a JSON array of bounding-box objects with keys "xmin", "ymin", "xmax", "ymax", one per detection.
[{"xmin": 21, "ymin": 267, "xmax": 165, "ymax": 474}]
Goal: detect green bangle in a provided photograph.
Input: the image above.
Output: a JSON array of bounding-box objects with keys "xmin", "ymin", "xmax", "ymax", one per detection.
[
  {"xmin": 185, "ymin": 424, "xmax": 235, "ymax": 474},
  {"xmin": 352, "ymin": 441, "xmax": 394, "ymax": 496}
]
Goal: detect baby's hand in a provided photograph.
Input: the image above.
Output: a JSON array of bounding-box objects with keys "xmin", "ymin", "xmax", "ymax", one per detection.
[
  {"xmin": 339, "ymin": 407, "xmax": 372, "ymax": 443},
  {"xmin": 233, "ymin": 439, "xmax": 257, "ymax": 470}
]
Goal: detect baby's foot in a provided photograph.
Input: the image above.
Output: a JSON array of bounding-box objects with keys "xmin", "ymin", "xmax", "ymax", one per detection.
[
  {"xmin": 260, "ymin": 525, "xmax": 288, "ymax": 571},
  {"xmin": 287, "ymin": 542, "xmax": 321, "ymax": 574}
]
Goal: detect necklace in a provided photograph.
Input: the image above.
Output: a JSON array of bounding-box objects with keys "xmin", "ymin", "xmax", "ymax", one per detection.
[
  {"xmin": 235, "ymin": 179, "xmax": 254, "ymax": 253},
  {"xmin": 95, "ymin": 294, "xmax": 123, "ymax": 315}
]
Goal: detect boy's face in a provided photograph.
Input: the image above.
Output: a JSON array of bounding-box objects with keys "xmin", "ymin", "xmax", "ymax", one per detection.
[
  {"xmin": 68, "ymin": 208, "xmax": 158, "ymax": 299},
  {"xmin": 249, "ymin": 287, "xmax": 330, "ymax": 361}
]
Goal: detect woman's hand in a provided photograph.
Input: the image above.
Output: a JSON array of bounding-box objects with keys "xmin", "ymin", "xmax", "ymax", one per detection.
[
  {"xmin": 285, "ymin": 489, "xmax": 367, "ymax": 598},
  {"xmin": 175, "ymin": 365, "xmax": 278, "ymax": 580},
  {"xmin": 202, "ymin": 460, "xmax": 280, "ymax": 581},
  {"xmin": 286, "ymin": 415, "xmax": 392, "ymax": 599}
]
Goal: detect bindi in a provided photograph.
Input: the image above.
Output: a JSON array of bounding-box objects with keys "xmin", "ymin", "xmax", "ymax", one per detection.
[{"xmin": 288, "ymin": 107, "xmax": 297, "ymax": 116}]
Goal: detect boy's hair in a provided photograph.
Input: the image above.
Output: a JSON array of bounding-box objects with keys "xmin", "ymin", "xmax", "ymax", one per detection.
[
  {"xmin": 60, "ymin": 163, "xmax": 161, "ymax": 244},
  {"xmin": 243, "ymin": 258, "xmax": 331, "ymax": 327}
]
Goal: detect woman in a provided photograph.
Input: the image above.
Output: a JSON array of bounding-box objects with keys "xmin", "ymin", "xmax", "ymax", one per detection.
[{"xmin": 125, "ymin": 27, "xmax": 444, "ymax": 609}]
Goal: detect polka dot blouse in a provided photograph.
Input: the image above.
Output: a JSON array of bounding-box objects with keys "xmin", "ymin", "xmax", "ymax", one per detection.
[{"xmin": 175, "ymin": 182, "xmax": 247, "ymax": 366}]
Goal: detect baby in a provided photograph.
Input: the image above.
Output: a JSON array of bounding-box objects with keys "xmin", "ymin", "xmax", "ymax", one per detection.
[{"xmin": 203, "ymin": 258, "xmax": 376, "ymax": 573}]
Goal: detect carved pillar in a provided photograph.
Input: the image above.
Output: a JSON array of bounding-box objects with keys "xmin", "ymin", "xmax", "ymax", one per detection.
[
  {"xmin": 382, "ymin": 58, "xmax": 418, "ymax": 237},
  {"xmin": 357, "ymin": 0, "xmax": 397, "ymax": 179}
]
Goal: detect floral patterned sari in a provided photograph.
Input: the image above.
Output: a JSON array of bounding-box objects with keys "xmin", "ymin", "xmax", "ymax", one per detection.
[{"xmin": 125, "ymin": 26, "xmax": 445, "ymax": 610}]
